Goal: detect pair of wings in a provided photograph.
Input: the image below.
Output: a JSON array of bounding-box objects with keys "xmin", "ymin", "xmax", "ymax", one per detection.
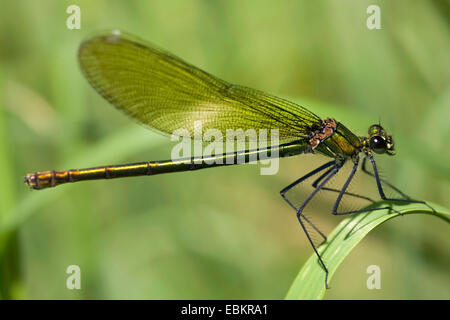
[{"xmin": 78, "ymin": 30, "xmax": 321, "ymax": 145}]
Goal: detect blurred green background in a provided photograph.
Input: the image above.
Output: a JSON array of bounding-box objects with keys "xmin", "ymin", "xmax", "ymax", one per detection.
[{"xmin": 0, "ymin": 0, "xmax": 449, "ymax": 299}]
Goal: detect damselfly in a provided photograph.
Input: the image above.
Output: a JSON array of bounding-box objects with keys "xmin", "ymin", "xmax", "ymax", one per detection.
[{"xmin": 25, "ymin": 30, "xmax": 432, "ymax": 288}]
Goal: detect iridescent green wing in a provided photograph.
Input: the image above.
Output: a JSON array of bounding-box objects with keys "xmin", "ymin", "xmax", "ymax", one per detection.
[{"xmin": 78, "ymin": 30, "xmax": 321, "ymax": 145}]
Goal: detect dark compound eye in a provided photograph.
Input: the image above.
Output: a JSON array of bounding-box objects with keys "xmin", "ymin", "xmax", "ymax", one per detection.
[{"xmin": 369, "ymin": 136, "xmax": 387, "ymax": 153}]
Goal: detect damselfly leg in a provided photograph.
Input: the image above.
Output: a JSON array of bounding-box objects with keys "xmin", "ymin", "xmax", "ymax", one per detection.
[{"xmin": 363, "ymin": 155, "xmax": 435, "ymax": 212}]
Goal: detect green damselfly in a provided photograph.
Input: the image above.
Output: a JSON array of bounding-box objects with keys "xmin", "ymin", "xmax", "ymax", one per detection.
[{"xmin": 25, "ymin": 30, "xmax": 433, "ymax": 288}]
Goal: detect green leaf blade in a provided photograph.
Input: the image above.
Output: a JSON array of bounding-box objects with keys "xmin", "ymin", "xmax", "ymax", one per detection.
[{"xmin": 285, "ymin": 202, "xmax": 449, "ymax": 300}]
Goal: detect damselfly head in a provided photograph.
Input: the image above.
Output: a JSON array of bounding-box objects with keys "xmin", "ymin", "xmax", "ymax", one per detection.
[{"xmin": 366, "ymin": 124, "xmax": 395, "ymax": 155}]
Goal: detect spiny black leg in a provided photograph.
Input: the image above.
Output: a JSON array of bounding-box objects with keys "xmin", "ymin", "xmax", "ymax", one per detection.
[
  {"xmin": 332, "ymin": 157, "xmax": 359, "ymax": 213},
  {"xmin": 330, "ymin": 156, "xmax": 402, "ymax": 215},
  {"xmin": 311, "ymin": 166, "xmax": 334, "ymax": 188},
  {"xmin": 312, "ymin": 163, "xmax": 375, "ymax": 203},
  {"xmin": 361, "ymin": 156, "xmax": 409, "ymax": 199},
  {"xmin": 280, "ymin": 160, "xmax": 335, "ymax": 195},
  {"xmin": 281, "ymin": 196, "xmax": 327, "ymax": 242},
  {"xmin": 296, "ymin": 212, "xmax": 330, "ymax": 287},
  {"xmin": 280, "ymin": 160, "xmax": 335, "ymax": 241},
  {"xmin": 367, "ymin": 154, "xmax": 435, "ymax": 212},
  {"xmin": 321, "ymin": 187, "xmax": 375, "ymax": 203},
  {"xmin": 295, "ymin": 164, "xmax": 342, "ymax": 289}
]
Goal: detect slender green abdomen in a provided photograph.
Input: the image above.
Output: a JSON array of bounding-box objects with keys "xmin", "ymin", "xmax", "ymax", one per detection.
[{"xmin": 25, "ymin": 141, "xmax": 312, "ymax": 190}]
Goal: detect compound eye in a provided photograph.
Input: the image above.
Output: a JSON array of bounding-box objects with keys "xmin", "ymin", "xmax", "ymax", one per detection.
[{"xmin": 370, "ymin": 136, "xmax": 387, "ymax": 154}]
